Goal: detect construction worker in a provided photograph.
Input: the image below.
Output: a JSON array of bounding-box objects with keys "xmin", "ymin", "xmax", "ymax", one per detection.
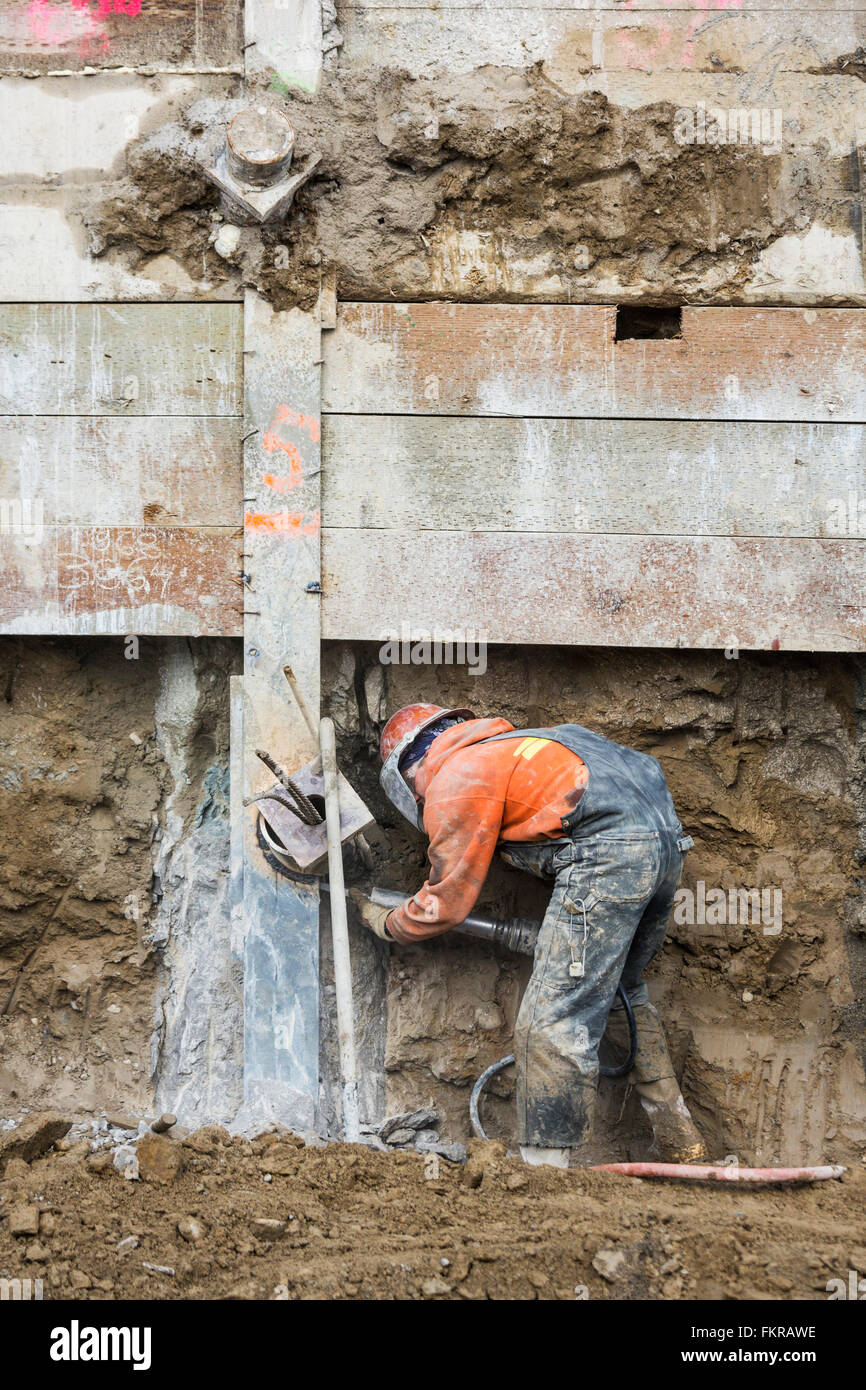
[{"xmin": 351, "ymin": 704, "xmax": 707, "ymax": 1169}]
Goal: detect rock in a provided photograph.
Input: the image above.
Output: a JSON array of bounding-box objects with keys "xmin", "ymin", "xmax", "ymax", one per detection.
[
  {"xmin": 61, "ymin": 1139, "xmax": 92, "ymax": 1161},
  {"xmin": 183, "ymin": 1125, "xmax": 230, "ymax": 1154},
  {"xmin": 592, "ymin": 1249, "xmax": 627, "ymax": 1283},
  {"xmin": 86, "ymin": 1152, "xmax": 114, "ymax": 1175},
  {"xmin": 151, "ymin": 1113, "xmax": 177, "ymax": 1134},
  {"xmin": 258, "ymin": 1146, "xmax": 298, "ymax": 1176},
  {"xmin": 69, "ymin": 1270, "xmax": 92, "ymax": 1290},
  {"xmin": 420, "ymin": 1276, "xmax": 452, "ymax": 1297},
  {"xmin": 474, "ymin": 1004, "xmax": 505, "ymax": 1032},
  {"xmin": 25, "ymin": 1241, "xmax": 49, "ymax": 1262},
  {"xmin": 177, "ymin": 1216, "xmax": 207, "ymax": 1243},
  {"xmin": 8, "ymin": 1203, "xmax": 40, "ymax": 1236},
  {"xmin": 135, "ymin": 1132, "xmax": 183, "ymax": 1184},
  {"xmin": 4, "ymin": 1157, "xmax": 30, "ymax": 1182},
  {"xmin": 415, "ymin": 1138, "xmax": 467, "ymax": 1164},
  {"xmin": 462, "ymin": 1139, "xmax": 507, "ymax": 1189},
  {"xmin": 379, "ymin": 1109, "xmax": 438, "ymax": 1142},
  {"xmin": 506, "ymin": 1171, "xmax": 529, "ymax": 1191},
  {"xmin": 116, "ymin": 1236, "xmax": 140, "ymax": 1254},
  {"xmin": 0, "ymin": 1113, "xmax": 71, "ymax": 1173},
  {"xmin": 384, "ymin": 1128, "xmax": 416, "ymax": 1146},
  {"xmin": 250, "ymin": 1218, "xmax": 287, "ymax": 1240},
  {"xmin": 112, "ymin": 1146, "xmax": 139, "ymax": 1180},
  {"xmin": 39, "ymin": 1212, "xmax": 57, "ymax": 1236},
  {"xmin": 106, "ymin": 1114, "xmax": 139, "ymax": 1131}
]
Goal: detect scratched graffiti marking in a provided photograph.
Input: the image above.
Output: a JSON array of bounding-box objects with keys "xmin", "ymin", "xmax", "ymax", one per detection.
[
  {"xmin": 616, "ymin": 0, "xmax": 744, "ymax": 73},
  {"xmin": 58, "ymin": 528, "xmax": 172, "ymax": 608}
]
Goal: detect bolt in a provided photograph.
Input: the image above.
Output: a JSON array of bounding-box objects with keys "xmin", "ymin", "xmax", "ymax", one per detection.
[{"xmin": 226, "ymin": 105, "xmax": 294, "ymax": 188}]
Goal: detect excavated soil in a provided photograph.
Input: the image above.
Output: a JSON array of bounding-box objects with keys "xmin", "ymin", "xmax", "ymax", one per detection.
[
  {"xmin": 0, "ymin": 637, "xmax": 237, "ymax": 1121},
  {"xmin": 1, "ymin": 1126, "xmax": 864, "ymax": 1301}
]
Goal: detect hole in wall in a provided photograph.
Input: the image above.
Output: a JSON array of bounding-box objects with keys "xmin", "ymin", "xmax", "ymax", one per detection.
[{"xmin": 615, "ymin": 305, "xmax": 683, "ymax": 341}]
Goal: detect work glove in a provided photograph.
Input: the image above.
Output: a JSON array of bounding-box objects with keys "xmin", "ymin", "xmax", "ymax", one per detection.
[{"xmin": 348, "ymin": 888, "xmax": 394, "ymax": 941}]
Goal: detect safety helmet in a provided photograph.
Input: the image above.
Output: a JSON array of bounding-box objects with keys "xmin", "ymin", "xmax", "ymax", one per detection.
[{"xmin": 379, "ymin": 703, "xmax": 474, "ymax": 828}]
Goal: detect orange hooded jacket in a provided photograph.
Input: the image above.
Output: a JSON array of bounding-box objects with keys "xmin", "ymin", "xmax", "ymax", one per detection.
[{"xmin": 387, "ymin": 717, "xmax": 588, "ymax": 944}]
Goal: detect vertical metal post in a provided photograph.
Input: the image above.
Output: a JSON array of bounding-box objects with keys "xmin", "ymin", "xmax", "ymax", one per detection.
[
  {"xmin": 235, "ymin": 6, "xmax": 324, "ymax": 1133},
  {"xmin": 239, "ymin": 294, "xmax": 322, "ymax": 1131},
  {"xmin": 319, "ymin": 717, "xmax": 360, "ymax": 1141}
]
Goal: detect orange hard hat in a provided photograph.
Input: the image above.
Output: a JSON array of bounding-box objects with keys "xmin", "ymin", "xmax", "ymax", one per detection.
[
  {"xmin": 379, "ymin": 703, "xmax": 475, "ymax": 827},
  {"xmin": 380, "ymin": 704, "xmax": 448, "ymax": 764}
]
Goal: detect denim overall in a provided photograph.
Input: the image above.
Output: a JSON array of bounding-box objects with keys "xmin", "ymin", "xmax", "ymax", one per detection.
[{"xmin": 482, "ymin": 724, "xmax": 693, "ymax": 1148}]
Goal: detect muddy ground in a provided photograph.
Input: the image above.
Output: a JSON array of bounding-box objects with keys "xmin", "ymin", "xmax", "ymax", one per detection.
[{"xmin": 1, "ymin": 1122, "xmax": 864, "ymax": 1301}]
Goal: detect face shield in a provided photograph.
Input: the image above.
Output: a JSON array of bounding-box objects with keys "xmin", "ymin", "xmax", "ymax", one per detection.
[{"xmin": 379, "ymin": 708, "xmax": 474, "ymax": 829}]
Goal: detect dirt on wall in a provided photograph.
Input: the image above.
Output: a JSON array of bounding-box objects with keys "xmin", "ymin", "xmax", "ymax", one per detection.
[
  {"xmin": 0, "ymin": 638, "xmax": 237, "ymax": 1123},
  {"xmin": 324, "ymin": 642, "xmax": 866, "ymax": 1167},
  {"xmin": 82, "ymin": 63, "xmax": 853, "ymax": 310}
]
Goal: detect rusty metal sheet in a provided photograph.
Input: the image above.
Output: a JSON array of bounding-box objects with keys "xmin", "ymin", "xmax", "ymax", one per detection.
[
  {"xmin": 0, "ymin": 525, "xmax": 241, "ymax": 635},
  {"xmin": 321, "ymin": 529, "xmax": 866, "ymax": 652},
  {"xmin": 323, "ymin": 304, "xmax": 866, "ymax": 422}
]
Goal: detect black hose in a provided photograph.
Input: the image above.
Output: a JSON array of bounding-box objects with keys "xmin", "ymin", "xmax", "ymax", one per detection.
[
  {"xmin": 469, "ymin": 983, "xmax": 639, "ymax": 1141},
  {"xmin": 601, "ymin": 985, "xmax": 637, "ymax": 1080}
]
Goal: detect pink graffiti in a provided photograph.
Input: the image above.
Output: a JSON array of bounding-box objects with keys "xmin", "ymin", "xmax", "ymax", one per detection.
[
  {"xmin": 27, "ymin": 0, "xmax": 141, "ymax": 58},
  {"xmin": 615, "ymin": 0, "xmax": 743, "ymax": 72}
]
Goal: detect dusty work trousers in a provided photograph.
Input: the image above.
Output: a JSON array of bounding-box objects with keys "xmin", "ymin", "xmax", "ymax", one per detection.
[{"xmin": 506, "ymin": 829, "xmax": 687, "ymax": 1148}]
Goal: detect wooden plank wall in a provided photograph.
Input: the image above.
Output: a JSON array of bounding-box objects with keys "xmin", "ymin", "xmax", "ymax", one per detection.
[
  {"xmin": 339, "ymin": 2, "xmax": 866, "ymax": 82},
  {"xmin": 320, "ymin": 302, "xmax": 866, "ymax": 651},
  {"xmin": 0, "ymin": 303, "xmax": 243, "ymax": 635},
  {"xmin": 0, "ymin": 0, "xmax": 243, "ymax": 73}
]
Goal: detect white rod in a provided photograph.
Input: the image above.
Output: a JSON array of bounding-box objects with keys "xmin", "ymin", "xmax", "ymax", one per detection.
[{"xmin": 319, "ymin": 717, "xmax": 361, "ymax": 1142}]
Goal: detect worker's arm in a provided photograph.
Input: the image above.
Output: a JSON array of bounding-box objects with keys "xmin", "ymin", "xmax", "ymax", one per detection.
[{"xmin": 386, "ymin": 784, "xmax": 506, "ymax": 943}]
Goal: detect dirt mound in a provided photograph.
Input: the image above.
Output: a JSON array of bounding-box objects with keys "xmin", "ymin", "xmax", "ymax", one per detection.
[{"xmin": 1, "ymin": 1125, "xmax": 863, "ymax": 1300}]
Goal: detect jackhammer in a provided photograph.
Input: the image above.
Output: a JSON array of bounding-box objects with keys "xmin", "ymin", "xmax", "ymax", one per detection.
[{"xmin": 357, "ymin": 885, "xmax": 639, "ymax": 1140}]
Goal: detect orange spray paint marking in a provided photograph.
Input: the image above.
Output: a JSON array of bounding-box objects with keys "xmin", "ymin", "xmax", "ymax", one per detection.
[
  {"xmin": 271, "ymin": 403, "xmax": 320, "ymax": 443},
  {"xmin": 263, "ymin": 471, "xmax": 303, "ymax": 494},
  {"xmin": 262, "ymin": 435, "xmax": 304, "ymax": 485},
  {"xmin": 245, "ymin": 510, "xmax": 320, "ymax": 536}
]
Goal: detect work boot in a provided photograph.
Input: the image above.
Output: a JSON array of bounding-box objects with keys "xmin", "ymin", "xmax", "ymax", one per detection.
[
  {"xmin": 604, "ymin": 1000, "xmax": 707, "ymax": 1162},
  {"xmin": 635, "ymin": 1076, "xmax": 707, "ymax": 1164}
]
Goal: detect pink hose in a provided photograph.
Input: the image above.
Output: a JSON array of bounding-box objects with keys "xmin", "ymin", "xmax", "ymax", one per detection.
[{"xmin": 591, "ymin": 1162, "xmax": 846, "ymax": 1183}]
